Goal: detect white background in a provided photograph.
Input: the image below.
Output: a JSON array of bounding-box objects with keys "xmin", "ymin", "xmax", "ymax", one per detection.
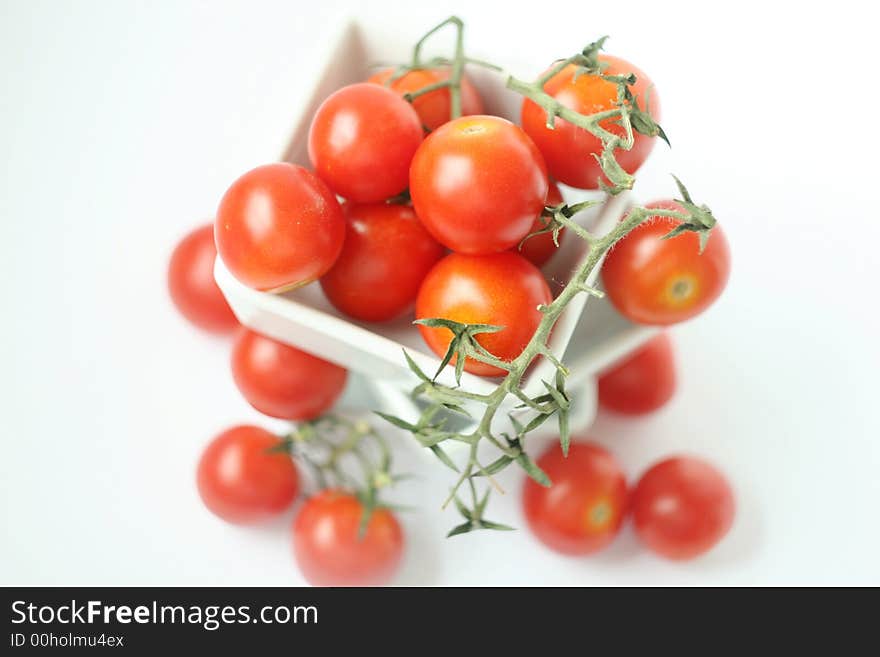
[{"xmin": 2, "ymin": 0, "xmax": 879, "ymax": 585}]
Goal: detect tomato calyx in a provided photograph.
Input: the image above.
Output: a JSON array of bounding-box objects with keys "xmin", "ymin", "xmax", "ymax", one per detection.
[
  {"xmin": 413, "ymin": 317, "xmax": 509, "ymax": 384},
  {"xmin": 660, "ymin": 176, "xmax": 718, "ymax": 253}
]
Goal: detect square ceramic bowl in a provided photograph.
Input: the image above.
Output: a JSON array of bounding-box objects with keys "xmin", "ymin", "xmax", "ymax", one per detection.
[{"xmin": 214, "ymin": 20, "xmax": 658, "ymax": 435}]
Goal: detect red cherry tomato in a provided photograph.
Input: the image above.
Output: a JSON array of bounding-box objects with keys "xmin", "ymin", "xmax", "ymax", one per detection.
[
  {"xmin": 320, "ymin": 202, "xmax": 444, "ymax": 322},
  {"xmin": 367, "ymin": 67, "xmax": 484, "ymax": 131},
  {"xmin": 521, "ymin": 55, "xmax": 659, "ymax": 189},
  {"xmin": 215, "ymin": 163, "xmax": 344, "ymax": 292},
  {"xmin": 167, "ymin": 224, "xmax": 238, "ymax": 333},
  {"xmin": 518, "ymin": 180, "xmax": 565, "ymax": 267},
  {"xmin": 522, "ymin": 442, "xmax": 628, "ymax": 555},
  {"xmin": 598, "ymin": 333, "xmax": 676, "ymax": 415},
  {"xmin": 631, "ymin": 456, "xmax": 735, "ymax": 560},
  {"xmin": 416, "ymin": 252, "xmax": 551, "ymax": 377},
  {"xmin": 197, "ymin": 425, "xmax": 299, "ymax": 525},
  {"xmin": 308, "ymin": 83, "xmax": 423, "ymax": 203},
  {"xmin": 602, "ymin": 200, "xmax": 731, "ymax": 325},
  {"xmin": 292, "ymin": 489, "xmax": 404, "ymax": 586},
  {"xmin": 410, "ymin": 115, "xmax": 549, "ymax": 254},
  {"xmin": 231, "ymin": 329, "xmax": 347, "ymax": 420}
]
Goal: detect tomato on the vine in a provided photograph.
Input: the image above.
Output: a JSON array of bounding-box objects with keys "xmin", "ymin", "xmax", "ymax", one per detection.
[
  {"xmin": 197, "ymin": 425, "xmax": 299, "ymax": 525},
  {"xmin": 602, "ymin": 200, "xmax": 731, "ymax": 325},
  {"xmin": 320, "ymin": 202, "xmax": 445, "ymax": 322},
  {"xmin": 598, "ymin": 333, "xmax": 676, "ymax": 415},
  {"xmin": 167, "ymin": 224, "xmax": 238, "ymax": 333},
  {"xmin": 292, "ymin": 489, "xmax": 404, "ymax": 586},
  {"xmin": 521, "ymin": 55, "xmax": 659, "ymax": 189},
  {"xmin": 631, "ymin": 456, "xmax": 735, "ymax": 560},
  {"xmin": 308, "ymin": 83, "xmax": 423, "ymax": 203},
  {"xmin": 522, "ymin": 442, "xmax": 628, "ymax": 555},
  {"xmin": 415, "ymin": 251, "xmax": 552, "ymax": 377},
  {"xmin": 215, "ymin": 163, "xmax": 344, "ymax": 292},
  {"xmin": 518, "ymin": 180, "xmax": 565, "ymax": 267},
  {"xmin": 231, "ymin": 329, "xmax": 347, "ymax": 420},
  {"xmin": 410, "ymin": 115, "xmax": 548, "ymax": 254},
  {"xmin": 368, "ymin": 67, "xmax": 484, "ymax": 131}
]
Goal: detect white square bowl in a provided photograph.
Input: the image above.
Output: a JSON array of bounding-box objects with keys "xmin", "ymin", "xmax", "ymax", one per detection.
[{"xmin": 214, "ymin": 20, "xmax": 659, "ymax": 434}]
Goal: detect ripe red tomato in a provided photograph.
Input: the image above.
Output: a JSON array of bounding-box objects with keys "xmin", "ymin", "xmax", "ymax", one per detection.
[
  {"xmin": 215, "ymin": 163, "xmax": 344, "ymax": 292},
  {"xmin": 292, "ymin": 489, "xmax": 404, "ymax": 586},
  {"xmin": 320, "ymin": 202, "xmax": 444, "ymax": 322},
  {"xmin": 409, "ymin": 115, "xmax": 549, "ymax": 254},
  {"xmin": 308, "ymin": 83, "xmax": 423, "ymax": 203},
  {"xmin": 631, "ymin": 456, "xmax": 735, "ymax": 560},
  {"xmin": 518, "ymin": 180, "xmax": 565, "ymax": 267},
  {"xmin": 231, "ymin": 328, "xmax": 347, "ymax": 420},
  {"xmin": 521, "ymin": 55, "xmax": 659, "ymax": 189},
  {"xmin": 416, "ymin": 252, "xmax": 552, "ymax": 377},
  {"xmin": 367, "ymin": 67, "xmax": 485, "ymax": 131},
  {"xmin": 602, "ymin": 200, "xmax": 731, "ymax": 325},
  {"xmin": 522, "ymin": 442, "xmax": 628, "ymax": 555},
  {"xmin": 167, "ymin": 224, "xmax": 238, "ymax": 333},
  {"xmin": 598, "ymin": 333, "xmax": 676, "ymax": 415},
  {"xmin": 197, "ymin": 425, "xmax": 299, "ymax": 525}
]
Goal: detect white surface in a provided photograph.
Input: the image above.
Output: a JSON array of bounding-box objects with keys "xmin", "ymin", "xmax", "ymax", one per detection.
[{"xmin": 2, "ymin": 0, "xmax": 879, "ymax": 586}]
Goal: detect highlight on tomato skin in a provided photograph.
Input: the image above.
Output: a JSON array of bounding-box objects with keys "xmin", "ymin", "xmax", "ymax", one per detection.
[
  {"xmin": 167, "ymin": 223, "xmax": 239, "ymax": 334},
  {"xmin": 367, "ymin": 67, "xmax": 485, "ymax": 131},
  {"xmin": 415, "ymin": 251, "xmax": 552, "ymax": 377},
  {"xmin": 631, "ymin": 456, "xmax": 735, "ymax": 560},
  {"xmin": 601, "ymin": 199, "xmax": 731, "ymax": 326},
  {"xmin": 215, "ymin": 163, "xmax": 345, "ymax": 292},
  {"xmin": 521, "ymin": 54, "xmax": 660, "ymax": 190},
  {"xmin": 598, "ymin": 332, "xmax": 676, "ymax": 415},
  {"xmin": 308, "ymin": 83, "xmax": 423, "ymax": 203},
  {"xmin": 197, "ymin": 425, "xmax": 300, "ymax": 525},
  {"xmin": 231, "ymin": 328, "xmax": 347, "ymax": 421},
  {"xmin": 409, "ymin": 115, "xmax": 549, "ymax": 255},
  {"xmin": 319, "ymin": 202, "xmax": 445, "ymax": 323},
  {"xmin": 522, "ymin": 441, "xmax": 629, "ymax": 555},
  {"xmin": 292, "ymin": 489, "xmax": 404, "ymax": 587}
]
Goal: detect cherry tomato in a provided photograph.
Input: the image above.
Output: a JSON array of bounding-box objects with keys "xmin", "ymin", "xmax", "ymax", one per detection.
[
  {"xmin": 631, "ymin": 456, "xmax": 735, "ymax": 560},
  {"xmin": 197, "ymin": 425, "xmax": 299, "ymax": 525},
  {"xmin": 416, "ymin": 252, "xmax": 551, "ymax": 377},
  {"xmin": 521, "ymin": 55, "xmax": 659, "ymax": 189},
  {"xmin": 320, "ymin": 202, "xmax": 444, "ymax": 322},
  {"xmin": 231, "ymin": 329, "xmax": 347, "ymax": 420},
  {"xmin": 368, "ymin": 67, "xmax": 484, "ymax": 131},
  {"xmin": 518, "ymin": 180, "xmax": 565, "ymax": 267},
  {"xmin": 410, "ymin": 115, "xmax": 548, "ymax": 254},
  {"xmin": 522, "ymin": 442, "xmax": 628, "ymax": 555},
  {"xmin": 215, "ymin": 163, "xmax": 344, "ymax": 292},
  {"xmin": 167, "ymin": 224, "xmax": 238, "ymax": 333},
  {"xmin": 598, "ymin": 333, "xmax": 676, "ymax": 415},
  {"xmin": 602, "ymin": 200, "xmax": 731, "ymax": 325},
  {"xmin": 292, "ymin": 489, "xmax": 404, "ymax": 586},
  {"xmin": 308, "ymin": 83, "xmax": 423, "ymax": 203}
]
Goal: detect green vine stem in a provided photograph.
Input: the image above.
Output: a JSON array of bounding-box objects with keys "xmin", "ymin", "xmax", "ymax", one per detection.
[{"xmin": 377, "ymin": 17, "xmax": 719, "ymax": 536}]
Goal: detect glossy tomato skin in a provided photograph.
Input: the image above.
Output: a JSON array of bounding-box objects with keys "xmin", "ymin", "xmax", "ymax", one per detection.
[
  {"xmin": 197, "ymin": 425, "xmax": 299, "ymax": 525},
  {"xmin": 368, "ymin": 67, "xmax": 484, "ymax": 131},
  {"xmin": 320, "ymin": 202, "xmax": 445, "ymax": 322},
  {"xmin": 518, "ymin": 180, "xmax": 565, "ymax": 267},
  {"xmin": 602, "ymin": 200, "xmax": 731, "ymax": 325},
  {"xmin": 410, "ymin": 115, "xmax": 549, "ymax": 254},
  {"xmin": 415, "ymin": 251, "xmax": 552, "ymax": 377},
  {"xmin": 598, "ymin": 333, "xmax": 676, "ymax": 415},
  {"xmin": 231, "ymin": 329, "xmax": 347, "ymax": 420},
  {"xmin": 631, "ymin": 456, "xmax": 735, "ymax": 560},
  {"xmin": 523, "ymin": 442, "xmax": 628, "ymax": 555},
  {"xmin": 167, "ymin": 224, "xmax": 238, "ymax": 333},
  {"xmin": 215, "ymin": 163, "xmax": 344, "ymax": 292},
  {"xmin": 308, "ymin": 83, "xmax": 423, "ymax": 203},
  {"xmin": 292, "ymin": 489, "xmax": 404, "ymax": 586},
  {"xmin": 521, "ymin": 55, "xmax": 659, "ymax": 189}
]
